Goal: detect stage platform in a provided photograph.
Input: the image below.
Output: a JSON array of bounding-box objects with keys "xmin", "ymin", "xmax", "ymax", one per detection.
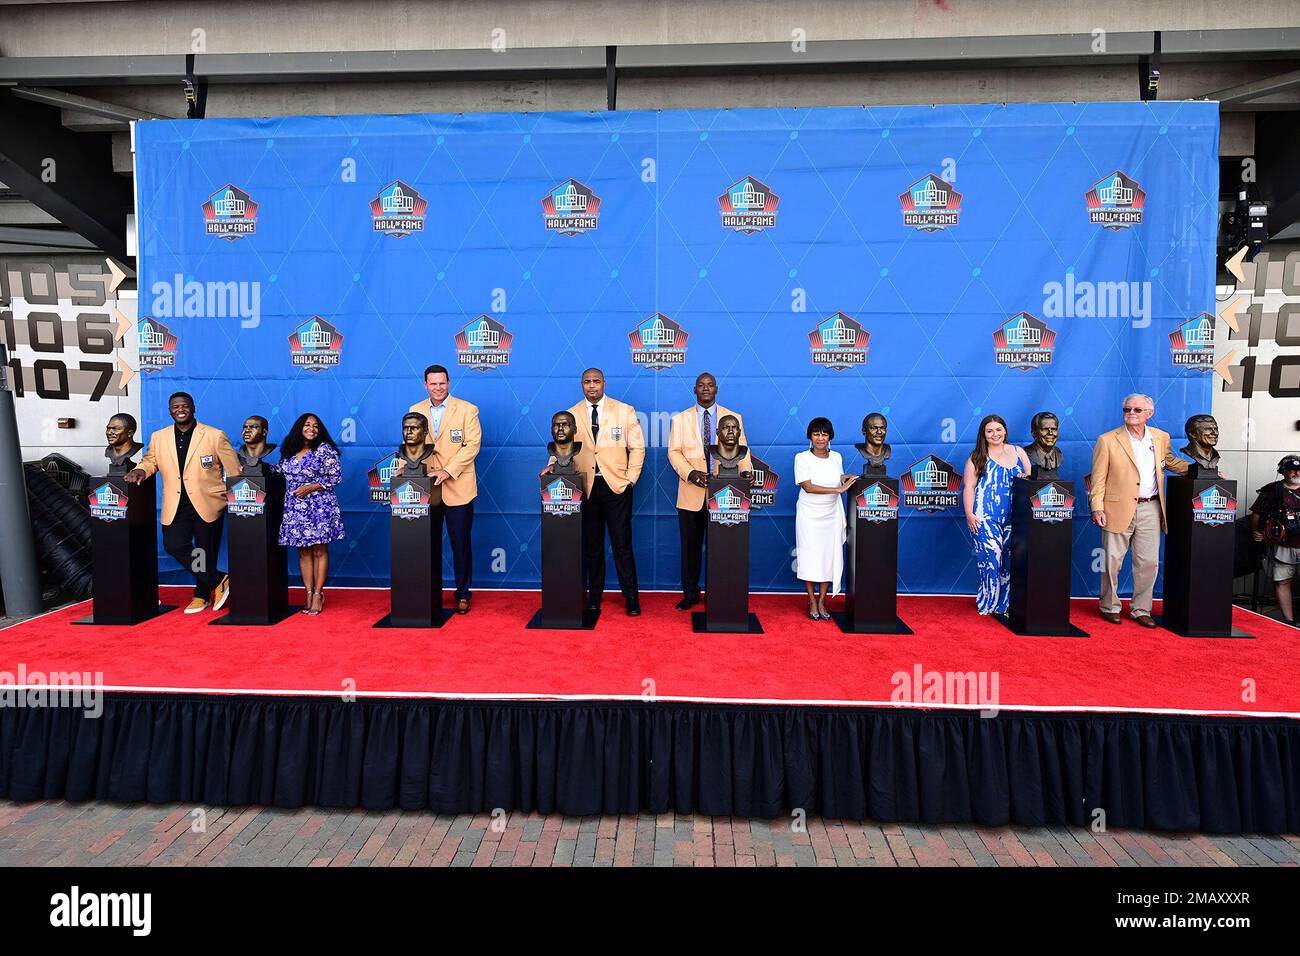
[{"xmin": 2, "ymin": 587, "xmax": 1298, "ymax": 832}]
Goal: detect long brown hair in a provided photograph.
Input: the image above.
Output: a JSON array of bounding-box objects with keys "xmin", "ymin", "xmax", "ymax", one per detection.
[{"xmin": 971, "ymin": 414, "xmax": 1009, "ymax": 478}]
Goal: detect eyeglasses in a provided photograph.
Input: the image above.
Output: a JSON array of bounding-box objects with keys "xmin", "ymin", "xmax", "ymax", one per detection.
[{"xmin": 1122, "ymin": 407, "xmax": 1148, "ymax": 414}]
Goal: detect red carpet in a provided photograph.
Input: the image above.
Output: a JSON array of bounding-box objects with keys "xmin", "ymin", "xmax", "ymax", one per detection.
[{"xmin": 1, "ymin": 587, "xmax": 1296, "ymax": 717}]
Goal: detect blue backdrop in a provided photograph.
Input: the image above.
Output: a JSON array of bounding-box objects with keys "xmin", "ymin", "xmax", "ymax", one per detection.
[{"xmin": 134, "ymin": 102, "xmax": 1218, "ymax": 594}]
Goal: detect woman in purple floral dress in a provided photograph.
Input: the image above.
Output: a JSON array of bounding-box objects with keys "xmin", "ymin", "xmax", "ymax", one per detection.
[{"xmin": 278, "ymin": 413, "xmax": 344, "ymax": 615}]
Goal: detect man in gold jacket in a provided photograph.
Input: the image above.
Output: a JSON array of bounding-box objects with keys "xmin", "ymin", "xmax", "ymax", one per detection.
[
  {"xmin": 666, "ymin": 372, "xmax": 747, "ymax": 610},
  {"xmin": 409, "ymin": 364, "xmax": 482, "ymax": 614},
  {"xmin": 125, "ymin": 391, "xmax": 240, "ymax": 613},
  {"xmin": 1089, "ymin": 392, "xmax": 1188, "ymax": 627},
  {"xmin": 567, "ymin": 367, "xmax": 645, "ymax": 615}
]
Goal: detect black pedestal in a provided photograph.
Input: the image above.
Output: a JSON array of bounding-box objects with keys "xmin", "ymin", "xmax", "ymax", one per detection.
[
  {"xmin": 699, "ymin": 477, "xmax": 761, "ymax": 633},
  {"xmin": 528, "ymin": 473, "xmax": 596, "ymax": 630},
  {"xmin": 211, "ymin": 473, "xmax": 296, "ymax": 626},
  {"xmin": 837, "ymin": 476, "xmax": 911, "ymax": 635},
  {"xmin": 75, "ymin": 474, "xmax": 174, "ymax": 625},
  {"xmin": 1004, "ymin": 477, "xmax": 1088, "ymax": 637},
  {"xmin": 1162, "ymin": 476, "xmax": 1252, "ymax": 638},
  {"xmin": 374, "ymin": 475, "xmax": 451, "ymax": 628}
]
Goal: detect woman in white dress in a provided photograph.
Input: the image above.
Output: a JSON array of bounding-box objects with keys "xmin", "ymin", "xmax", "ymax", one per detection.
[{"xmin": 794, "ymin": 417, "xmax": 856, "ymax": 621}]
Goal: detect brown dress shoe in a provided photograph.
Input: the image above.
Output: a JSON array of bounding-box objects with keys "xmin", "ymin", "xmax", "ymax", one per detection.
[
  {"xmin": 1133, "ymin": 614, "xmax": 1157, "ymax": 628},
  {"xmin": 456, "ymin": 598, "xmax": 471, "ymax": 615},
  {"xmin": 1100, "ymin": 611, "xmax": 1122, "ymax": 624}
]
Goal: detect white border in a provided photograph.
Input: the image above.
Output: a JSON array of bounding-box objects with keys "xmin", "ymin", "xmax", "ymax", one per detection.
[{"xmin": 2, "ymin": 685, "xmax": 1294, "ymax": 720}]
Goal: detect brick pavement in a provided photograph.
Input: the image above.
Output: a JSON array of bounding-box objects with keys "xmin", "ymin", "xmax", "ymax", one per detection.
[{"xmin": 1, "ymin": 800, "xmax": 1297, "ymax": 867}]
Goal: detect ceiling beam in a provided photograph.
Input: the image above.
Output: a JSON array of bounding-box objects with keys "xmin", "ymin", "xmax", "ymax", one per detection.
[
  {"xmin": 0, "ymin": 89, "xmax": 132, "ymax": 261},
  {"xmin": 1206, "ymin": 68, "xmax": 1300, "ymax": 106}
]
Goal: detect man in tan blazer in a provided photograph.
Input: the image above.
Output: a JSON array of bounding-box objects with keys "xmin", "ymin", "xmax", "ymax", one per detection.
[
  {"xmin": 568, "ymin": 367, "xmax": 645, "ymax": 615},
  {"xmin": 409, "ymin": 364, "xmax": 482, "ymax": 613},
  {"xmin": 1089, "ymin": 392, "xmax": 1189, "ymax": 627},
  {"xmin": 666, "ymin": 372, "xmax": 748, "ymax": 610},
  {"xmin": 125, "ymin": 391, "xmax": 240, "ymax": 613}
]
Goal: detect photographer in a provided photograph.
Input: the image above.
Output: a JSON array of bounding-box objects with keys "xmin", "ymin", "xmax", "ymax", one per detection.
[{"xmin": 1249, "ymin": 455, "xmax": 1300, "ymax": 627}]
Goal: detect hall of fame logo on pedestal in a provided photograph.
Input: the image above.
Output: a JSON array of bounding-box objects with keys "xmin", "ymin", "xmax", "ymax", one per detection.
[
  {"xmin": 202, "ymin": 184, "xmax": 259, "ymax": 241},
  {"xmin": 993, "ymin": 312, "xmax": 1057, "ymax": 371},
  {"xmin": 541, "ymin": 476, "xmax": 583, "ymax": 517},
  {"xmin": 370, "ymin": 180, "xmax": 428, "ymax": 236},
  {"xmin": 629, "ymin": 314, "xmax": 688, "ymax": 370},
  {"xmin": 390, "ymin": 480, "xmax": 431, "ymax": 520},
  {"xmin": 542, "ymin": 179, "xmax": 601, "ymax": 236},
  {"xmin": 901, "ymin": 455, "xmax": 962, "ymax": 512},
  {"xmin": 900, "ymin": 174, "xmax": 962, "ymax": 232},
  {"xmin": 138, "ymin": 317, "xmax": 179, "ymax": 373},
  {"xmin": 808, "ymin": 313, "xmax": 869, "ymax": 371},
  {"xmin": 367, "ymin": 453, "xmax": 401, "ymax": 504},
  {"xmin": 1192, "ymin": 485, "xmax": 1237, "ymax": 526},
  {"xmin": 719, "ymin": 176, "xmax": 779, "ymax": 234},
  {"xmin": 455, "ymin": 315, "xmax": 513, "ymax": 371},
  {"xmin": 855, "ymin": 481, "xmax": 900, "ymax": 523},
  {"xmin": 748, "ymin": 455, "xmax": 779, "ymax": 509},
  {"xmin": 227, "ymin": 478, "xmax": 267, "ymax": 518},
  {"xmin": 289, "ymin": 316, "xmax": 344, "ymax": 372},
  {"xmin": 1169, "ymin": 313, "xmax": 1216, "ymax": 372},
  {"xmin": 88, "ymin": 482, "xmax": 128, "ymax": 521},
  {"xmin": 708, "ymin": 482, "xmax": 751, "ymax": 526},
  {"xmin": 1085, "ymin": 170, "xmax": 1146, "ymax": 231},
  {"xmin": 1029, "ymin": 483, "xmax": 1074, "ymax": 523}
]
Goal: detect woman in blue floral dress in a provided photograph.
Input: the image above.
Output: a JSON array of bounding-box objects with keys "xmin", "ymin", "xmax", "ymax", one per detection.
[
  {"xmin": 961, "ymin": 414, "xmax": 1031, "ymax": 615},
  {"xmin": 278, "ymin": 413, "xmax": 344, "ymax": 615}
]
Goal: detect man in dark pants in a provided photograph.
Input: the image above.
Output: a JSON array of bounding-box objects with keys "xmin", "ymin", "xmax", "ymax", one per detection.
[
  {"xmin": 409, "ymin": 365, "xmax": 482, "ymax": 614},
  {"xmin": 126, "ymin": 392, "xmax": 240, "ymax": 613},
  {"xmin": 566, "ymin": 368, "xmax": 645, "ymax": 615},
  {"xmin": 666, "ymin": 372, "xmax": 747, "ymax": 610}
]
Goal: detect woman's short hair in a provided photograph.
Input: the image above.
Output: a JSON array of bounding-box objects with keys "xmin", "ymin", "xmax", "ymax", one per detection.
[{"xmin": 806, "ymin": 416, "xmax": 834, "ymax": 440}]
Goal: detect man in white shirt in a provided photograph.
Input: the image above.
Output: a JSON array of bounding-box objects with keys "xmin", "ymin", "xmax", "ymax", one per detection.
[{"xmin": 1089, "ymin": 393, "xmax": 1189, "ymax": 626}]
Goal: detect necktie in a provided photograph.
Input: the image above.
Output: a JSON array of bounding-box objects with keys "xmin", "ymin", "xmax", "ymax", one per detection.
[
  {"xmin": 591, "ymin": 403, "xmax": 600, "ymax": 441},
  {"xmin": 702, "ymin": 408, "xmax": 712, "ymax": 476}
]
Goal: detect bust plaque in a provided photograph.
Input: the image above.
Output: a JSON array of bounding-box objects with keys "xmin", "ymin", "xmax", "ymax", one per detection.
[
  {"xmin": 1180, "ymin": 414, "xmax": 1221, "ymax": 479},
  {"xmin": 854, "ymin": 413, "xmax": 891, "ymax": 476},
  {"xmin": 1023, "ymin": 411, "xmax": 1063, "ymax": 480}
]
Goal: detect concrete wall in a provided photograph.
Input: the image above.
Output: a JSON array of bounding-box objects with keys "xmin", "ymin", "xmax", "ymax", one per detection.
[{"xmin": 1, "ymin": 0, "xmax": 1296, "ymax": 54}]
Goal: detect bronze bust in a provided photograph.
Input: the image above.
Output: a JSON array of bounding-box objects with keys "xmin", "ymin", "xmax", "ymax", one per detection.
[
  {"xmin": 709, "ymin": 415, "xmax": 751, "ymax": 479},
  {"xmin": 104, "ymin": 414, "xmax": 143, "ymax": 475},
  {"xmin": 236, "ymin": 415, "xmax": 278, "ymax": 476},
  {"xmin": 1181, "ymin": 414, "xmax": 1220, "ymax": 478},
  {"xmin": 547, "ymin": 411, "xmax": 583, "ymax": 476},
  {"xmin": 854, "ymin": 412, "xmax": 891, "ymax": 476},
  {"xmin": 1024, "ymin": 411, "xmax": 1062, "ymax": 479},
  {"xmin": 397, "ymin": 412, "xmax": 436, "ymax": 477}
]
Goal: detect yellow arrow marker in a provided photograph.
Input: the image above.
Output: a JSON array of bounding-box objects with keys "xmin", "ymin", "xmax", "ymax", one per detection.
[
  {"xmin": 116, "ymin": 354, "xmax": 137, "ymax": 393},
  {"xmin": 1225, "ymin": 246, "xmax": 1248, "ymax": 285},
  {"xmin": 1213, "ymin": 350, "xmax": 1237, "ymax": 385},
  {"xmin": 105, "ymin": 258, "xmax": 129, "ymax": 293},
  {"xmin": 1216, "ymin": 294, "xmax": 1244, "ymax": 334},
  {"xmin": 113, "ymin": 307, "xmax": 133, "ymax": 342}
]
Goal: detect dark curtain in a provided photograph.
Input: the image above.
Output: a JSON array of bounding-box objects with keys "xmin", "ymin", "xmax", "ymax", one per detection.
[{"xmin": 2, "ymin": 694, "xmax": 1298, "ymax": 833}]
